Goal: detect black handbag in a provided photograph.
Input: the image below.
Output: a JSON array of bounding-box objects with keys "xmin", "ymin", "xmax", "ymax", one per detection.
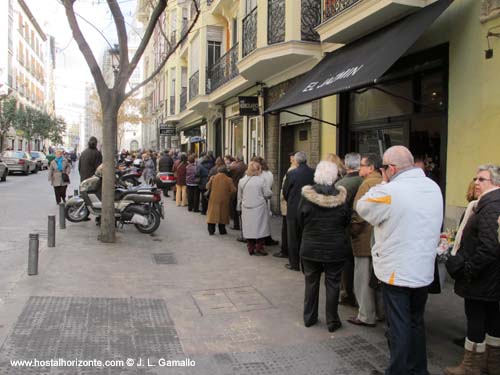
[
  {"xmin": 446, "ymin": 252, "xmax": 465, "ymax": 280},
  {"xmin": 62, "ymin": 172, "xmax": 70, "ymax": 183}
]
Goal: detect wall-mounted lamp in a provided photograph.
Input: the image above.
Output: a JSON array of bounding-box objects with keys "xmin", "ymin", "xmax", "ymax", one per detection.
[{"xmin": 485, "ymin": 25, "xmax": 500, "ymax": 59}]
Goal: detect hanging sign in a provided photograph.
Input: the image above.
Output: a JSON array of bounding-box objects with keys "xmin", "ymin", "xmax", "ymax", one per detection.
[
  {"xmin": 238, "ymin": 96, "xmax": 259, "ymax": 116},
  {"xmin": 159, "ymin": 123, "xmax": 176, "ymax": 136}
]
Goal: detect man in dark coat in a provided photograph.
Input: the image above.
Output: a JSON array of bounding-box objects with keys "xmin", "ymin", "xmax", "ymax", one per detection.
[
  {"xmin": 229, "ymin": 155, "xmax": 247, "ymax": 230},
  {"xmin": 158, "ymin": 150, "xmax": 174, "ymax": 172},
  {"xmin": 78, "ymin": 136, "xmax": 102, "ymax": 182},
  {"xmin": 282, "ymin": 151, "xmax": 314, "ymax": 271}
]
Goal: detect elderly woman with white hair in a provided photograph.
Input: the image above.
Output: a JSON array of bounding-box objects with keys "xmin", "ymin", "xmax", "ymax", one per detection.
[{"xmin": 298, "ymin": 161, "xmax": 350, "ymax": 332}]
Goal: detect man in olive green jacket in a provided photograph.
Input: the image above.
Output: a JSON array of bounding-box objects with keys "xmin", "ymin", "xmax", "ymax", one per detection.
[{"xmin": 348, "ymin": 154, "xmax": 384, "ymax": 327}]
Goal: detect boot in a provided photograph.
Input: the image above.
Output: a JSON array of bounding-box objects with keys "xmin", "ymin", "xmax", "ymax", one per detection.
[
  {"xmin": 254, "ymin": 240, "xmax": 268, "ymax": 256},
  {"xmin": 444, "ymin": 338, "xmax": 485, "ymax": 375},
  {"xmin": 247, "ymin": 242, "xmax": 255, "ymax": 256},
  {"xmin": 484, "ymin": 334, "xmax": 500, "ymax": 375}
]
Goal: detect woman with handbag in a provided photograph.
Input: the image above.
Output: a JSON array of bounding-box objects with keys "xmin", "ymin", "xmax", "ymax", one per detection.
[
  {"xmin": 445, "ymin": 165, "xmax": 500, "ymax": 375},
  {"xmin": 48, "ymin": 149, "xmax": 71, "ymax": 205}
]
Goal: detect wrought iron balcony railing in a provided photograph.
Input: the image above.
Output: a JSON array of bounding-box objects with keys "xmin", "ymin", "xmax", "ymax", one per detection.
[
  {"xmin": 302, "ymin": 0, "xmax": 321, "ymax": 41},
  {"xmin": 242, "ymin": 7, "xmax": 258, "ymax": 57},
  {"xmin": 180, "ymin": 87, "xmax": 187, "ymax": 112},
  {"xmin": 169, "ymin": 96, "xmax": 175, "ymax": 115},
  {"xmin": 268, "ymin": 0, "xmax": 285, "ymax": 45},
  {"xmin": 206, "ymin": 43, "xmax": 239, "ymax": 94},
  {"xmin": 323, "ymin": 0, "xmax": 361, "ymax": 21},
  {"xmin": 189, "ymin": 70, "xmax": 200, "ymax": 101}
]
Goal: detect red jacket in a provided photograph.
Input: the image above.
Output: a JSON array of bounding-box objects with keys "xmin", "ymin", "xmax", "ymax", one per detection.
[{"xmin": 173, "ymin": 161, "xmax": 187, "ymax": 185}]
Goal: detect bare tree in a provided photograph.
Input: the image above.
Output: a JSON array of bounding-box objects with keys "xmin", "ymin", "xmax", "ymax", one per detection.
[{"xmin": 62, "ymin": 0, "xmax": 200, "ymax": 242}]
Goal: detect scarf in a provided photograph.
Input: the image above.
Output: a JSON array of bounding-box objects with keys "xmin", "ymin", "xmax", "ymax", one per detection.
[
  {"xmin": 55, "ymin": 156, "xmax": 64, "ymax": 172},
  {"xmin": 451, "ymin": 200, "xmax": 477, "ymax": 256}
]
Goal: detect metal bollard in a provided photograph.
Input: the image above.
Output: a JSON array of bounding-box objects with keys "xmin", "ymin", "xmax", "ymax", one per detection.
[
  {"xmin": 48, "ymin": 215, "xmax": 56, "ymax": 247},
  {"xmin": 59, "ymin": 202, "xmax": 66, "ymax": 229},
  {"xmin": 74, "ymin": 189, "xmax": 78, "ymax": 196},
  {"xmin": 28, "ymin": 233, "xmax": 39, "ymax": 276}
]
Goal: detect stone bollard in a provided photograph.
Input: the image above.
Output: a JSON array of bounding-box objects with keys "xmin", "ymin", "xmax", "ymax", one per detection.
[
  {"xmin": 59, "ymin": 203, "xmax": 66, "ymax": 229},
  {"xmin": 28, "ymin": 233, "xmax": 39, "ymax": 276},
  {"xmin": 48, "ymin": 215, "xmax": 56, "ymax": 247}
]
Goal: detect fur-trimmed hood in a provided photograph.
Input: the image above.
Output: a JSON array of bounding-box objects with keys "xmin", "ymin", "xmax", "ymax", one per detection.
[{"xmin": 301, "ymin": 185, "xmax": 347, "ymax": 208}]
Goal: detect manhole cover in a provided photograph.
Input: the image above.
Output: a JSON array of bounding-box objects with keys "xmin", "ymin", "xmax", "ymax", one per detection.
[{"xmin": 152, "ymin": 253, "xmax": 177, "ymax": 264}]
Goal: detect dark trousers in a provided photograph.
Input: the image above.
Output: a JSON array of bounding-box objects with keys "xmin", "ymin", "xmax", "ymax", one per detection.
[
  {"xmin": 280, "ymin": 216, "xmax": 288, "ymax": 255},
  {"xmin": 200, "ymin": 189, "xmax": 209, "ymax": 214},
  {"xmin": 382, "ymin": 283, "xmax": 429, "ymax": 375},
  {"xmin": 341, "ymin": 250, "xmax": 356, "ymax": 302},
  {"xmin": 53, "ymin": 185, "xmax": 68, "ymax": 204},
  {"xmin": 231, "ymin": 195, "xmax": 240, "ymax": 229},
  {"xmin": 286, "ymin": 217, "xmax": 300, "ymax": 269},
  {"xmin": 464, "ymin": 298, "xmax": 500, "ymax": 343},
  {"xmin": 303, "ymin": 260, "xmax": 344, "ymax": 328},
  {"xmin": 187, "ymin": 185, "xmax": 200, "ymax": 212},
  {"xmin": 207, "ymin": 223, "xmax": 227, "ymax": 235}
]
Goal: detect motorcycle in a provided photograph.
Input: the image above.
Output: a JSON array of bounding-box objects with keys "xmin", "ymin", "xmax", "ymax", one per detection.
[
  {"xmin": 117, "ymin": 158, "xmax": 143, "ymax": 187},
  {"xmin": 65, "ymin": 167, "xmax": 164, "ymax": 234}
]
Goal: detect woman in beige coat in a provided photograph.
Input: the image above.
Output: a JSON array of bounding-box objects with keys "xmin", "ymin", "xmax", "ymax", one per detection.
[
  {"xmin": 206, "ymin": 166, "xmax": 236, "ymax": 235},
  {"xmin": 48, "ymin": 149, "xmax": 71, "ymax": 204}
]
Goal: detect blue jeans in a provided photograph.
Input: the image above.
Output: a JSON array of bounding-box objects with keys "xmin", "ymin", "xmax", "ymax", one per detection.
[{"xmin": 382, "ymin": 283, "xmax": 429, "ymax": 375}]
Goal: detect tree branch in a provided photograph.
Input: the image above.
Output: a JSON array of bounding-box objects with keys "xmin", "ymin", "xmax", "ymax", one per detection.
[
  {"xmin": 62, "ymin": 0, "xmax": 109, "ymax": 104},
  {"xmin": 106, "ymin": 0, "xmax": 129, "ymax": 81},
  {"xmin": 123, "ymin": 0, "xmax": 200, "ymax": 101}
]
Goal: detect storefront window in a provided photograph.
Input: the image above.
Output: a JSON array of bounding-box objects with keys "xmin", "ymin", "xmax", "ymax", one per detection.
[
  {"xmin": 248, "ymin": 116, "xmax": 262, "ymax": 158},
  {"xmin": 232, "ymin": 118, "xmax": 244, "ymax": 158}
]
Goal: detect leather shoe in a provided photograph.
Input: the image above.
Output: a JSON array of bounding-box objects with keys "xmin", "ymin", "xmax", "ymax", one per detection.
[
  {"xmin": 304, "ymin": 319, "xmax": 317, "ymax": 328},
  {"xmin": 347, "ymin": 317, "xmax": 376, "ymax": 327},
  {"xmin": 327, "ymin": 321, "xmax": 342, "ymax": 332},
  {"xmin": 237, "ymin": 237, "xmax": 247, "ymax": 243},
  {"xmin": 285, "ymin": 264, "xmax": 300, "ymax": 271},
  {"xmin": 265, "ymin": 238, "xmax": 279, "ymax": 246},
  {"xmin": 230, "ymin": 226, "xmax": 240, "ymax": 230},
  {"xmin": 273, "ymin": 252, "xmax": 288, "ymax": 258}
]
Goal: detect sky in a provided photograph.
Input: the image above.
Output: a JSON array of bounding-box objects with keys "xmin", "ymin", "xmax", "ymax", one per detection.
[{"xmin": 24, "ymin": 0, "xmax": 139, "ymax": 125}]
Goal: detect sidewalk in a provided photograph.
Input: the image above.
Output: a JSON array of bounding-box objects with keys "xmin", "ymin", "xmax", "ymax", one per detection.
[{"xmin": 0, "ymin": 196, "xmax": 464, "ymax": 374}]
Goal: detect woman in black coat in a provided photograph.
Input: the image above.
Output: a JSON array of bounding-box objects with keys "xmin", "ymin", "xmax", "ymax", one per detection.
[
  {"xmin": 445, "ymin": 165, "xmax": 500, "ymax": 375},
  {"xmin": 298, "ymin": 161, "xmax": 350, "ymax": 333}
]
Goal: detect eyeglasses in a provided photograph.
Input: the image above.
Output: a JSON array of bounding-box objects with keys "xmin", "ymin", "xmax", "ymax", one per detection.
[
  {"xmin": 381, "ymin": 164, "xmax": 395, "ymax": 170},
  {"xmin": 473, "ymin": 177, "xmax": 492, "ymax": 182},
  {"xmin": 360, "ymin": 163, "xmax": 370, "ymax": 167}
]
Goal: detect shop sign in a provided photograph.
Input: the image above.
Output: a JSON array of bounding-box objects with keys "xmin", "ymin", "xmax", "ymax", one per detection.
[
  {"xmin": 239, "ymin": 96, "xmax": 259, "ymax": 116},
  {"xmin": 190, "ymin": 136, "xmax": 204, "ymax": 143},
  {"xmin": 159, "ymin": 123, "xmax": 176, "ymax": 136}
]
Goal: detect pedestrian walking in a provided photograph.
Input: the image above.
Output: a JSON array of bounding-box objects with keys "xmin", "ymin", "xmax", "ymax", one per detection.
[
  {"xmin": 49, "ymin": 149, "xmax": 71, "ymax": 205},
  {"xmin": 298, "ymin": 161, "xmax": 350, "ymax": 332},
  {"xmin": 274, "ymin": 152, "xmax": 297, "ymax": 258},
  {"xmin": 206, "ymin": 166, "xmax": 235, "ymax": 235},
  {"xmin": 335, "ymin": 153, "xmax": 363, "ymax": 307},
  {"xmin": 282, "ymin": 151, "xmax": 315, "ymax": 271},
  {"xmin": 173, "ymin": 153, "xmax": 188, "ymax": 207},
  {"xmin": 186, "ymin": 155, "xmax": 201, "ymax": 212},
  {"xmin": 445, "ymin": 164, "xmax": 500, "ymax": 375},
  {"xmin": 347, "ymin": 154, "xmax": 384, "ymax": 328},
  {"xmin": 237, "ymin": 161, "xmax": 273, "ymax": 256},
  {"xmin": 78, "ymin": 136, "xmax": 102, "ymax": 182},
  {"xmin": 356, "ymin": 146, "xmax": 443, "ymax": 375}
]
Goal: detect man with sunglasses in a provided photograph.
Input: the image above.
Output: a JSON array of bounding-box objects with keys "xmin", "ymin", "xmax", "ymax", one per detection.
[{"xmin": 356, "ymin": 145, "xmax": 443, "ymax": 375}]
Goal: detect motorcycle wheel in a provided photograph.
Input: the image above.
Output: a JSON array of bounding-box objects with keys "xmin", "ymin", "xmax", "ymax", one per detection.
[
  {"xmin": 66, "ymin": 203, "xmax": 90, "ymax": 222},
  {"xmin": 134, "ymin": 209, "xmax": 161, "ymax": 234}
]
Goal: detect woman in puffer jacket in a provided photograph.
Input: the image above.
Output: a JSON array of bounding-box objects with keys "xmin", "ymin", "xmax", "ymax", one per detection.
[{"xmin": 298, "ymin": 161, "xmax": 350, "ymax": 333}]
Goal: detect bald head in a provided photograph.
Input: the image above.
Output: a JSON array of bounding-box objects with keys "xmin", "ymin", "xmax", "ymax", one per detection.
[{"xmin": 383, "ymin": 146, "xmax": 414, "ymax": 169}]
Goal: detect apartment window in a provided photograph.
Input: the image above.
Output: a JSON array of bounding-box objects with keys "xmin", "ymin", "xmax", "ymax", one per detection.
[
  {"xmin": 207, "ymin": 41, "xmax": 221, "ymax": 67},
  {"xmin": 232, "ymin": 18, "xmax": 238, "ymax": 46},
  {"xmin": 246, "ymin": 0, "xmax": 257, "ymax": 13}
]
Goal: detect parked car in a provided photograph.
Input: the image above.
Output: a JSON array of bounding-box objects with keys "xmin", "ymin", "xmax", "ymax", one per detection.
[
  {"xmin": 29, "ymin": 151, "xmax": 49, "ymax": 170},
  {"xmin": 0, "ymin": 151, "xmax": 37, "ymax": 175},
  {"xmin": 0, "ymin": 157, "xmax": 8, "ymax": 182}
]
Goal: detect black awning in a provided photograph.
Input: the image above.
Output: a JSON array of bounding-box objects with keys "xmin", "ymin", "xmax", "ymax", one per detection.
[{"xmin": 265, "ymin": 0, "xmax": 451, "ymax": 114}]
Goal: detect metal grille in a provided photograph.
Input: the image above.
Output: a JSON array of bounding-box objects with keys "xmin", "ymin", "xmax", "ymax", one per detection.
[
  {"xmin": 206, "ymin": 43, "xmax": 239, "ymax": 94},
  {"xmin": 302, "ymin": 0, "xmax": 321, "ymax": 41},
  {"xmin": 180, "ymin": 86, "xmax": 187, "ymax": 111},
  {"xmin": 323, "ymin": 0, "xmax": 361, "ymax": 21},
  {"xmin": 242, "ymin": 7, "xmax": 258, "ymax": 57},
  {"xmin": 268, "ymin": 0, "xmax": 285, "ymax": 45},
  {"xmin": 152, "ymin": 253, "xmax": 177, "ymax": 264},
  {"xmin": 189, "ymin": 70, "xmax": 200, "ymax": 101}
]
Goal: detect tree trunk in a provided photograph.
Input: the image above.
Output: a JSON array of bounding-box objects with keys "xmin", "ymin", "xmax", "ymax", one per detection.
[{"xmin": 100, "ymin": 103, "xmax": 119, "ymax": 243}]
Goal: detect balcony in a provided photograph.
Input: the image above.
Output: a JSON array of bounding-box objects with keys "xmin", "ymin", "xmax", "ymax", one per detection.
[
  {"xmin": 242, "ymin": 7, "xmax": 258, "ymax": 57},
  {"xmin": 302, "ymin": 0, "xmax": 322, "ymax": 41},
  {"xmin": 316, "ymin": 0, "xmax": 436, "ymax": 44},
  {"xmin": 189, "ymin": 70, "xmax": 199, "ymax": 101},
  {"xmin": 170, "ymin": 96, "xmax": 175, "ymax": 115},
  {"xmin": 180, "ymin": 87, "xmax": 187, "ymax": 112},
  {"xmin": 206, "ymin": 43, "xmax": 239, "ymax": 94},
  {"xmin": 268, "ymin": 0, "xmax": 285, "ymax": 45}
]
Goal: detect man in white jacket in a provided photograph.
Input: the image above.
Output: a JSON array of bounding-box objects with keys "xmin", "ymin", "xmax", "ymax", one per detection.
[{"xmin": 356, "ymin": 146, "xmax": 443, "ymax": 375}]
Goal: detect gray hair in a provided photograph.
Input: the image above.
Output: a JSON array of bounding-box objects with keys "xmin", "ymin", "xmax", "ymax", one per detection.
[
  {"xmin": 294, "ymin": 151, "xmax": 307, "ymax": 165},
  {"xmin": 383, "ymin": 146, "xmax": 414, "ymax": 169},
  {"xmin": 344, "ymin": 153, "xmax": 361, "ymax": 170},
  {"xmin": 314, "ymin": 161, "xmax": 339, "ymax": 186},
  {"xmin": 478, "ymin": 164, "xmax": 500, "ymax": 185}
]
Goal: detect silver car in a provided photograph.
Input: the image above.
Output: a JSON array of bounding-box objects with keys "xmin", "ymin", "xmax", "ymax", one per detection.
[
  {"xmin": 29, "ymin": 151, "xmax": 49, "ymax": 170},
  {"xmin": 0, "ymin": 151, "xmax": 37, "ymax": 175},
  {"xmin": 0, "ymin": 157, "xmax": 8, "ymax": 182}
]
